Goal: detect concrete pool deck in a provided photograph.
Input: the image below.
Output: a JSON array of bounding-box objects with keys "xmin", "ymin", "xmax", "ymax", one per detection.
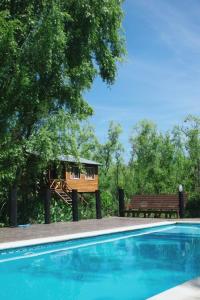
[
  {"xmin": 0, "ymin": 217, "xmax": 174, "ymax": 249},
  {"xmin": 1, "ymin": 217, "xmax": 200, "ymax": 243}
]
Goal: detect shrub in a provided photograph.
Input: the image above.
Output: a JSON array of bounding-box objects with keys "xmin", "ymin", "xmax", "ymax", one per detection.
[{"xmin": 185, "ymin": 192, "xmax": 200, "ymax": 217}]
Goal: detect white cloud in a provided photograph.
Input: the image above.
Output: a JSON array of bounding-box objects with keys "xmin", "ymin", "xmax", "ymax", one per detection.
[
  {"xmin": 86, "ymin": 0, "xmax": 200, "ymax": 155},
  {"xmin": 130, "ymin": 0, "xmax": 200, "ymax": 55}
]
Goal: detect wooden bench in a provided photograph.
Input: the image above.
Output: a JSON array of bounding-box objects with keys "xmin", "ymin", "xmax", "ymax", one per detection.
[{"xmin": 124, "ymin": 194, "xmax": 187, "ymax": 218}]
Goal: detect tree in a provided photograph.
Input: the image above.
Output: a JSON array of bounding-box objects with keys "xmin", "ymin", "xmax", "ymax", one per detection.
[
  {"xmin": 128, "ymin": 120, "xmax": 186, "ymax": 195},
  {"xmin": 181, "ymin": 115, "xmax": 200, "ymax": 193},
  {"xmin": 97, "ymin": 121, "xmax": 123, "ymax": 175},
  {"xmin": 0, "ymin": 0, "xmax": 125, "ymax": 131},
  {"xmin": 0, "ymin": 1, "xmax": 125, "ymax": 224},
  {"xmin": 96, "ymin": 121, "xmax": 124, "ymax": 215},
  {"xmin": 129, "ymin": 120, "xmax": 161, "ymax": 194},
  {"xmin": 0, "ymin": 2, "xmax": 125, "ymax": 171},
  {"xmin": 74, "ymin": 122, "xmax": 99, "ymax": 159}
]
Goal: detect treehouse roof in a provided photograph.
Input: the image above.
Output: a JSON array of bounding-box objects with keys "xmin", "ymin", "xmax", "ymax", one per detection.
[{"xmin": 58, "ymin": 155, "xmax": 101, "ymax": 166}]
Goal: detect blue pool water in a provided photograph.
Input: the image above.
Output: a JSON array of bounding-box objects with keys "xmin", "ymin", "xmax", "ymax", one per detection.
[{"xmin": 1, "ymin": 223, "xmax": 200, "ymax": 300}]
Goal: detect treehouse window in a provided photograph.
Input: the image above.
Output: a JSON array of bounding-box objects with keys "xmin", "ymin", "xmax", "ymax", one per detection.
[
  {"xmin": 85, "ymin": 167, "xmax": 95, "ymax": 180},
  {"xmin": 71, "ymin": 166, "xmax": 80, "ymax": 179}
]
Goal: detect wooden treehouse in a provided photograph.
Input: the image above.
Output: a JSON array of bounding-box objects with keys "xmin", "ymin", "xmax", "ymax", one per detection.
[{"xmin": 49, "ymin": 155, "xmax": 101, "ymax": 205}]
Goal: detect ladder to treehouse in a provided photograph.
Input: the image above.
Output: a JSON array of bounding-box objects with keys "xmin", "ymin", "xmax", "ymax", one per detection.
[{"xmin": 50, "ymin": 179, "xmax": 86, "ymax": 205}]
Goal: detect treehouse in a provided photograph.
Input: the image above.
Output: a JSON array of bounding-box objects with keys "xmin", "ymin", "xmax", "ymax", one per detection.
[
  {"xmin": 49, "ymin": 155, "xmax": 101, "ymax": 205},
  {"xmin": 8, "ymin": 154, "xmax": 101, "ymax": 227}
]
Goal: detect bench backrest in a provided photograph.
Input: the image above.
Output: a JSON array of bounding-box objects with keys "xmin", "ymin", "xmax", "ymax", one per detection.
[{"xmin": 128, "ymin": 194, "xmax": 187, "ymax": 210}]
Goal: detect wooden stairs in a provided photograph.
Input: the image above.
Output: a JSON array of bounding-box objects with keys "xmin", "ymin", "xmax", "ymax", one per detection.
[
  {"xmin": 53, "ymin": 188, "xmax": 72, "ymax": 205},
  {"xmin": 50, "ymin": 179, "xmax": 87, "ymax": 205}
]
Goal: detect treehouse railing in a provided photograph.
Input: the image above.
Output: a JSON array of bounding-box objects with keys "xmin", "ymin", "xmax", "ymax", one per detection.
[{"xmin": 50, "ymin": 179, "xmax": 71, "ymax": 192}]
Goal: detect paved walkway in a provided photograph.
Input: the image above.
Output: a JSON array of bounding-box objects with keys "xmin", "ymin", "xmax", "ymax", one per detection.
[
  {"xmin": 0, "ymin": 217, "xmax": 171, "ymax": 243},
  {"xmin": 1, "ymin": 217, "xmax": 200, "ymax": 244}
]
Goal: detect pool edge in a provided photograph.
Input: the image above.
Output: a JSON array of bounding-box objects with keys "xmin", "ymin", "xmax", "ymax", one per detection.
[
  {"xmin": 1, "ymin": 220, "xmax": 200, "ymax": 251},
  {"xmin": 0, "ymin": 221, "xmax": 175, "ymax": 251},
  {"xmin": 148, "ymin": 276, "xmax": 200, "ymax": 300}
]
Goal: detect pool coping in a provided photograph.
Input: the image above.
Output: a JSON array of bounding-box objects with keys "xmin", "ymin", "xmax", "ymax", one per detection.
[
  {"xmin": 148, "ymin": 277, "xmax": 200, "ymax": 300},
  {"xmin": 1, "ymin": 220, "xmax": 200, "ymax": 251},
  {"xmin": 0, "ymin": 220, "xmax": 175, "ymax": 251}
]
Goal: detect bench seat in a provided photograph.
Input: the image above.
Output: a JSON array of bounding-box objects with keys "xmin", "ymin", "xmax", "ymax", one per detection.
[{"xmin": 125, "ymin": 194, "xmax": 186, "ymax": 218}]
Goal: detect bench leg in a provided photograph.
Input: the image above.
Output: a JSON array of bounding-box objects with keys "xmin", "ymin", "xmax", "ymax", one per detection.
[{"xmin": 155, "ymin": 212, "xmax": 161, "ymax": 218}]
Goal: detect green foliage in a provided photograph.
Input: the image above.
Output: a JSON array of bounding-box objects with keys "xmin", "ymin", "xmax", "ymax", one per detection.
[
  {"xmin": 79, "ymin": 195, "xmax": 96, "ymax": 220},
  {"xmin": 0, "ymin": 0, "xmax": 124, "ymax": 126},
  {"xmin": 181, "ymin": 115, "xmax": 200, "ymax": 192},
  {"xmin": 73, "ymin": 122, "xmax": 99, "ymax": 159},
  {"xmin": 95, "ymin": 121, "xmax": 124, "ymax": 215},
  {"xmin": 101, "ymin": 190, "xmax": 118, "ymax": 216},
  {"xmin": 0, "ymin": 0, "xmax": 125, "ymax": 173},
  {"xmin": 0, "ymin": 0, "xmax": 125, "ymax": 225},
  {"xmin": 1, "ymin": 114, "xmax": 200, "ymax": 225},
  {"xmin": 185, "ymin": 192, "xmax": 200, "ymax": 217},
  {"xmin": 127, "ymin": 117, "xmax": 200, "ymax": 197},
  {"xmin": 97, "ymin": 121, "xmax": 123, "ymax": 174},
  {"xmin": 129, "ymin": 120, "xmax": 161, "ymax": 194}
]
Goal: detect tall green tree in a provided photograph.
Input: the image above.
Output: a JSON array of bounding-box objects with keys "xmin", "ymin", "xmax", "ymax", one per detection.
[
  {"xmin": 0, "ymin": 1, "xmax": 125, "ymax": 180},
  {"xmin": 129, "ymin": 120, "xmax": 161, "ymax": 194},
  {"xmin": 128, "ymin": 120, "xmax": 186, "ymax": 195},
  {"xmin": 97, "ymin": 121, "xmax": 123, "ymax": 175},
  {"xmin": 181, "ymin": 115, "xmax": 200, "ymax": 192},
  {"xmin": 96, "ymin": 121, "xmax": 124, "ymax": 215},
  {"xmin": 0, "ymin": 1, "xmax": 125, "ymax": 224}
]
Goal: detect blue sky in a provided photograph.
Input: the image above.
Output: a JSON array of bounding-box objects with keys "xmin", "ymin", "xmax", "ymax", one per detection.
[{"xmin": 85, "ymin": 0, "xmax": 200, "ymax": 151}]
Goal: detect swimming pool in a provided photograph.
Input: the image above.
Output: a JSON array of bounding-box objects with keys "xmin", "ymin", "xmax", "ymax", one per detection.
[{"xmin": 0, "ymin": 223, "xmax": 200, "ymax": 300}]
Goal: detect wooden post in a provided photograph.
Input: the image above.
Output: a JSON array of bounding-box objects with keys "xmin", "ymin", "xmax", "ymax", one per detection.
[
  {"xmin": 95, "ymin": 190, "xmax": 102, "ymax": 219},
  {"xmin": 9, "ymin": 185, "xmax": 17, "ymax": 227},
  {"xmin": 118, "ymin": 188, "xmax": 125, "ymax": 217},
  {"xmin": 44, "ymin": 188, "xmax": 51, "ymax": 224},
  {"xmin": 72, "ymin": 189, "xmax": 79, "ymax": 221},
  {"xmin": 178, "ymin": 185, "xmax": 184, "ymax": 218}
]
